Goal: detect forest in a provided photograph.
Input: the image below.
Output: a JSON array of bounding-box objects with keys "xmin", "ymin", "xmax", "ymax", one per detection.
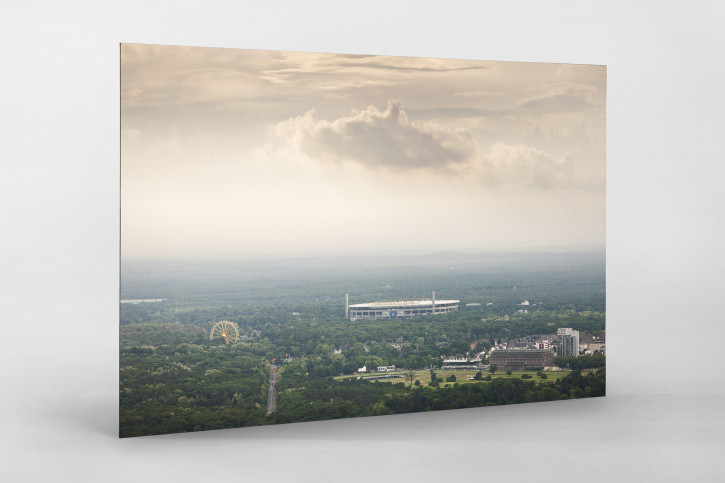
[{"xmin": 120, "ymin": 250, "xmax": 605, "ymax": 437}]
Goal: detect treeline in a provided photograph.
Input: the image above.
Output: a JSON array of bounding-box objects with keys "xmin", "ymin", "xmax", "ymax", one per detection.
[
  {"xmin": 554, "ymin": 355, "xmax": 606, "ymax": 370},
  {"xmin": 121, "ymin": 252, "xmax": 604, "ymax": 307},
  {"xmin": 237, "ymin": 312, "xmax": 604, "ymax": 376},
  {"xmin": 120, "ymin": 314, "xmax": 606, "ymax": 380},
  {"xmin": 120, "ymin": 298, "xmax": 605, "ymax": 331},
  {"xmin": 121, "ymin": 254, "xmax": 605, "ymax": 327},
  {"xmin": 268, "ymin": 368, "xmax": 605, "ymax": 424},
  {"xmin": 119, "ymin": 329, "xmax": 606, "ymax": 436}
]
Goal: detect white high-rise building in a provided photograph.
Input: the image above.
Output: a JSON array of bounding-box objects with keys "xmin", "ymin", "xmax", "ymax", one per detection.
[{"xmin": 557, "ymin": 328, "xmax": 580, "ymax": 357}]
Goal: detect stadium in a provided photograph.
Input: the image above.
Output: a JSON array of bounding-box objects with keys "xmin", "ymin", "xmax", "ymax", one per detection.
[{"xmin": 346, "ymin": 291, "xmax": 459, "ymax": 320}]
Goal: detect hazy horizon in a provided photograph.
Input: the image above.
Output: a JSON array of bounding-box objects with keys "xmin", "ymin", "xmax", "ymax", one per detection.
[
  {"xmin": 120, "ymin": 245, "xmax": 606, "ymax": 264},
  {"xmin": 121, "ymin": 45, "xmax": 605, "ymax": 259},
  {"xmin": 120, "ymin": 247, "xmax": 606, "ymax": 265}
]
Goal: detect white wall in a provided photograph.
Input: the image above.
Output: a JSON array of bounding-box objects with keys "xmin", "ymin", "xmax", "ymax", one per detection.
[{"xmin": 2, "ymin": 1, "xmax": 724, "ymax": 481}]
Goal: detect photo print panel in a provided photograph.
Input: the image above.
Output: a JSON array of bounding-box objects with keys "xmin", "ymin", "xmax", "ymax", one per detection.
[{"xmin": 120, "ymin": 44, "xmax": 606, "ymax": 437}]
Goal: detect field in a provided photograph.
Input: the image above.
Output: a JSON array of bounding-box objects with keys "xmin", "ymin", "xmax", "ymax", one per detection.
[{"xmin": 335, "ymin": 370, "xmax": 571, "ymax": 387}]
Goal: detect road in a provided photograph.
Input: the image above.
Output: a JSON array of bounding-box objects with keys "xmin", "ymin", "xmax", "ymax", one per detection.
[{"xmin": 266, "ymin": 364, "xmax": 277, "ymax": 415}]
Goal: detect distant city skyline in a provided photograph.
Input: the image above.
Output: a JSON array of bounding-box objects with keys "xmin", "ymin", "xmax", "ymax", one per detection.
[{"xmin": 121, "ymin": 45, "xmax": 606, "ymax": 259}]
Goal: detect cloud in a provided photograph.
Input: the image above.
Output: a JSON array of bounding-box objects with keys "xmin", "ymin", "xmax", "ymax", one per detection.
[
  {"xmin": 267, "ymin": 99, "xmax": 478, "ymax": 170},
  {"xmin": 453, "ymin": 90, "xmax": 502, "ymax": 98},
  {"xmin": 516, "ymin": 83, "xmax": 600, "ymax": 114},
  {"xmin": 335, "ymin": 61, "xmax": 486, "ymax": 73},
  {"xmin": 406, "ymin": 107, "xmax": 503, "ymax": 119},
  {"xmin": 477, "ymin": 142, "xmax": 574, "ymax": 188},
  {"xmin": 262, "ymin": 99, "xmax": 585, "ymax": 190}
]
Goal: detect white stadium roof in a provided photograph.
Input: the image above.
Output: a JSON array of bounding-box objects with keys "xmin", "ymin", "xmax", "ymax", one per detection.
[{"xmin": 349, "ymin": 299, "xmax": 459, "ymax": 308}]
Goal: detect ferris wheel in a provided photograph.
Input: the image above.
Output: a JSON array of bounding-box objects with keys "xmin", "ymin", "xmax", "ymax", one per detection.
[{"xmin": 210, "ymin": 320, "xmax": 240, "ymax": 344}]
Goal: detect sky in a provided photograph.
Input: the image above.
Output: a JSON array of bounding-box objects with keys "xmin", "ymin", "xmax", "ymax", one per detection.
[{"xmin": 121, "ymin": 44, "xmax": 606, "ymax": 259}]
